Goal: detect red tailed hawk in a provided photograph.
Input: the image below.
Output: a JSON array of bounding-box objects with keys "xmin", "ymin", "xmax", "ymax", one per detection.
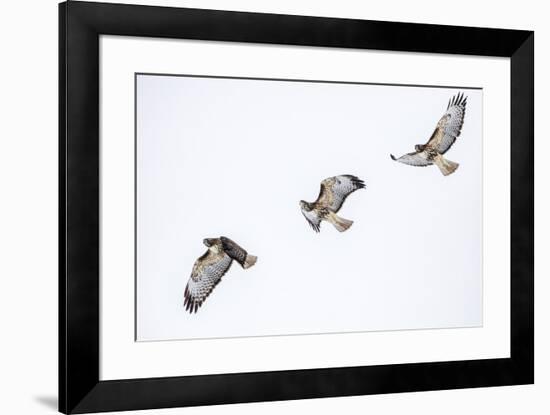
[
  {"xmin": 390, "ymin": 92, "xmax": 467, "ymax": 176},
  {"xmin": 184, "ymin": 237, "xmax": 257, "ymax": 313},
  {"xmin": 299, "ymin": 175, "xmax": 365, "ymax": 233}
]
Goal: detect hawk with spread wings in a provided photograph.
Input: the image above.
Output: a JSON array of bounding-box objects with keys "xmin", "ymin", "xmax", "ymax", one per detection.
[
  {"xmin": 299, "ymin": 175, "xmax": 365, "ymax": 233},
  {"xmin": 184, "ymin": 237, "xmax": 257, "ymax": 313},
  {"xmin": 390, "ymin": 92, "xmax": 467, "ymax": 176}
]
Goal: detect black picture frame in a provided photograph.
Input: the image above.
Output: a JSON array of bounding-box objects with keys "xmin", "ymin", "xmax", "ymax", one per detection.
[{"xmin": 59, "ymin": 1, "xmax": 534, "ymax": 413}]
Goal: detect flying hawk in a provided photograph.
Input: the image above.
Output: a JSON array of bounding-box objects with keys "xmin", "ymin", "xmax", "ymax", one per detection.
[
  {"xmin": 300, "ymin": 175, "xmax": 365, "ymax": 233},
  {"xmin": 390, "ymin": 92, "xmax": 467, "ymax": 176},
  {"xmin": 184, "ymin": 237, "xmax": 257, "ymax": 313}
]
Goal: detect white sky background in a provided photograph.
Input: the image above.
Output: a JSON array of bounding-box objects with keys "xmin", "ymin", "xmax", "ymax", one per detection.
[{"xmin": 136, "ymin": 74, "xmax": 482, "ymax": 341}]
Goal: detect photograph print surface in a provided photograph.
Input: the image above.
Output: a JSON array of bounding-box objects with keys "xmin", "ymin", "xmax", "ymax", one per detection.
[{"xmin": 135, "ymin": 74, "xmax": 482, "ymax": 341}]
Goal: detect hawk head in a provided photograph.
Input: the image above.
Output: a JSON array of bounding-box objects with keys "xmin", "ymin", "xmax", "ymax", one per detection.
[
  {"xmin": 203, "ymin": 238, "xmax": 220, "ymax": 248},
  {"xmin": 299, "ymin": 200, "xmax": 312, "ymax": 211}
]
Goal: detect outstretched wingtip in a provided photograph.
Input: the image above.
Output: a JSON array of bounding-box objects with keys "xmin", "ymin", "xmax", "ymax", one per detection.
[
  {"xmin": 449, "ymin": 92, "xmax": 467, "ymax": 109},
  {"xmin": 390, "ymin": 154, "xmax": 397, "ymax": 161},
  {"xmin": 349, "ymin": 175, "xmax": 366, "ymax": 189}
]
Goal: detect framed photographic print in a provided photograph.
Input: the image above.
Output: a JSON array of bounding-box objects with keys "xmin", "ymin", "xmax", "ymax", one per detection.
[{"xmin": 59, "ymin": 1, "xmax": 534, "ymax": 413}]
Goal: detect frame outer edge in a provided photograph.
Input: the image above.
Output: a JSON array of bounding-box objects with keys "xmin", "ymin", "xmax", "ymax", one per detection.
[
  {"xmin": 69, "ymin": 0, "xmax": 528, "ymax": 57},
  {"xmin": 59, "ymin": 2, "xmax": 68, "ymax": 413},
  {"xmin": 63, "ymin": 1, "xmax": 102, "ymax": 413},
  {"xmin": 510, "ymin": 32, "xmax": 534, "ymax": 383}
]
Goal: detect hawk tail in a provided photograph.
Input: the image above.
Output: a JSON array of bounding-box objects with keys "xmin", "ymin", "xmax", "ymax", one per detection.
[
  {"xmin": 243, "ymin": 254, "xmax": 257, "ymax": 269},
  {"xmin": 328, "ymin": 212, "xmax": 353, "ymax": 232},
  {"xmin": 434, "ymin": 155, "xmax": 459, "ymax": 176}
]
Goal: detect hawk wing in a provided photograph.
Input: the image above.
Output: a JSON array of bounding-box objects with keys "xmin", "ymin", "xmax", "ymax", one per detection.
[
  {"xmin": 220, "ymin": 236, "xmax": 248, "ymax": 267},
  {"xmin": 317, "ymin": 175, "xmax": 365, "ymax": 213},
  {"xmin": 184, "ymin": 251, "xmax": 233, "ymax": 313},
  {"xmin": 426, "ymin": 92, "xmax": 467, "ymax": 154},
  {"xmin": 390, "ymin": 151, "xmax": 432, "ymax": 167},
  {"xmin": 301, "ymin": 207, "xmax": 321, "ymax": 232}
]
